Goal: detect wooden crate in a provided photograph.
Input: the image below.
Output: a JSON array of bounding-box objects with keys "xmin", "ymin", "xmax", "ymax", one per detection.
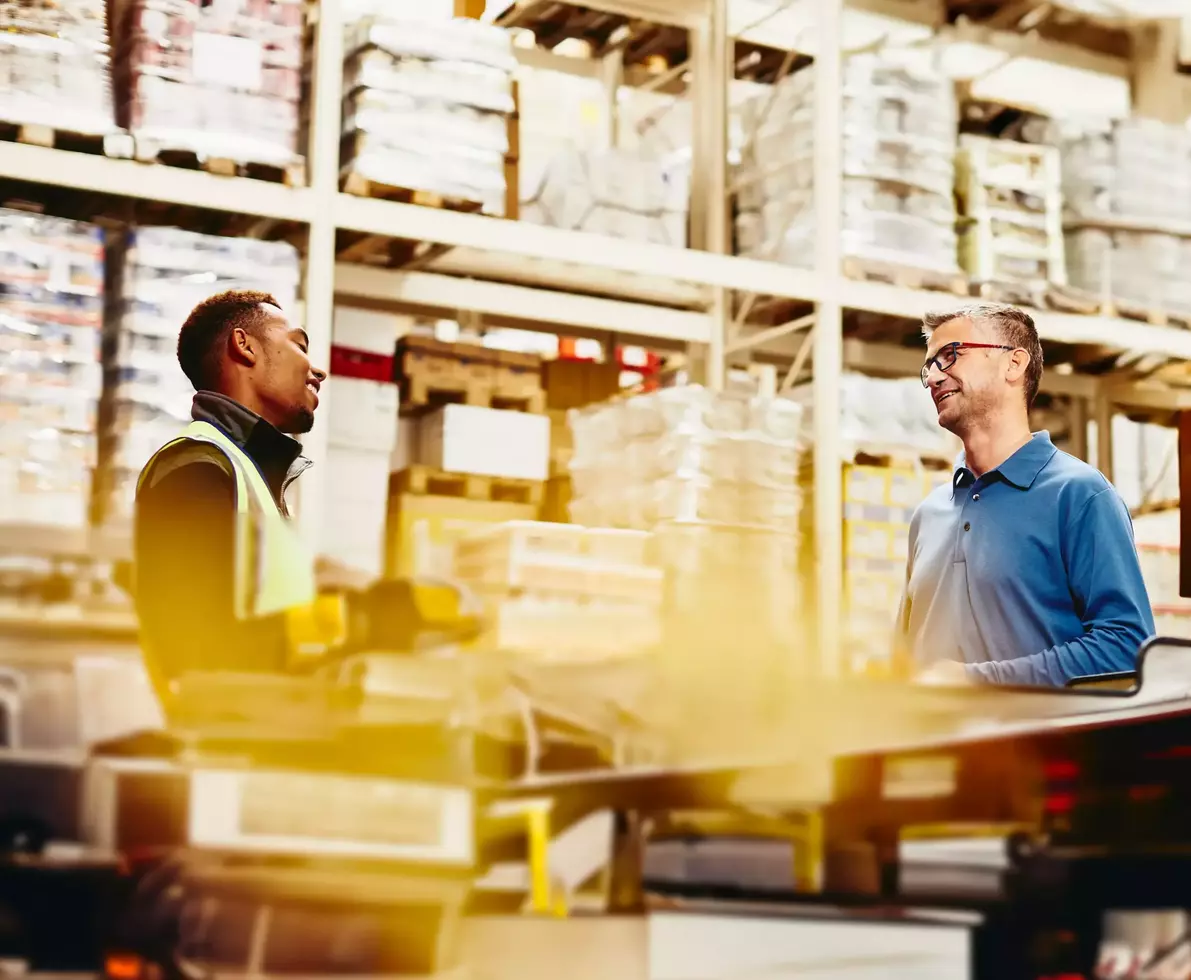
[
  {"xmin": 956, "ymin": 135, "xmax": 1066, "ymax": 288},
  {"xmin": 397, "ymin": 336, "xmax": 545, "ymax": 413}
]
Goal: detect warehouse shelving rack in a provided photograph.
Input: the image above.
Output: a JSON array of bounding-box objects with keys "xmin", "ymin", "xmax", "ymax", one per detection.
[{"xmin": 1, "ymin": 0, "xmax": 1189, "ymax": 669}]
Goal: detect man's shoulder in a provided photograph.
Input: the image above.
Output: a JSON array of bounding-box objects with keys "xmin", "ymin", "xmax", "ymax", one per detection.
[
  {"xmin": 1041, "ymin": 447, "xmax": 1114, "ymax": 496},
  {"xmin": 138, "ymin": 438, "xmax": 235, "ymax": 499}
]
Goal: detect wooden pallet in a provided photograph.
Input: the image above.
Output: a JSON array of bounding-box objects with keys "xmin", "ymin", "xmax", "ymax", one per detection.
[
  {"xmin": 403, "ymin": 378, "xmax": 546, "ymax": 414},
  {"xmin": 0, "ymin": 121, "xmax": 133, "ymax": 158},
  {"xmin": 131, "ymin": 138, "xmax": 306, "ymax": 186},
  {"xmin": 396, "ymin": 465, "xmax": 544, "ymax": 506},
  {"xmin": 338, "ymin": 172, "xmax": 483, "ymax": 265},
  {"xmin": 1043, "ymin": 284, "xmax": 1191, "ymax": 329},
  {"xmin": 970, "ymin": 279, "xmax": 1050, "ymax": 308},
  {"xmin": 848, "ymin": 448, "xmax": 954, "ymax": 472},
  {"xmin": 842, "ymin": 256, "xmax": 969, "ymax": 297}
]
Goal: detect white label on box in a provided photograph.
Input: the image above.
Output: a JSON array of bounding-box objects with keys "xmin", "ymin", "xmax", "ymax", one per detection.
[{"xmin": 193, "ymin": 32, "xmax": 264, "ymax": 94}]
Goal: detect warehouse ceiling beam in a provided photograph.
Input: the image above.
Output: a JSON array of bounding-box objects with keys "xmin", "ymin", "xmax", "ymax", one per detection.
[
  {"xmin": 333, "ymin": 265, "xmax": 711, "ymax": 346},
  {"xmin": 496, "ymin": 0, "xmax": 710, "ymax": 29},
  {"xmin": 849, "ymin": 0, "xmax": 1132, "ymax": 75}
]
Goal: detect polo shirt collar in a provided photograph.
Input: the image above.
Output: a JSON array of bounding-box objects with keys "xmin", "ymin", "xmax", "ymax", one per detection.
[{"xmin": 954, "ymin": 431, "xmax": 1058, "ymax": 491}]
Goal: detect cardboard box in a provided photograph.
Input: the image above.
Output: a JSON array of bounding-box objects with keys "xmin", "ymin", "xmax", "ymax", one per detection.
[
  {"xmin": 417, "ymin": 404, "xmax": 549, "ymax": 481},
  {"xmin": 386, "ymin": 493, "xmax": 537, "ymax": 579}
]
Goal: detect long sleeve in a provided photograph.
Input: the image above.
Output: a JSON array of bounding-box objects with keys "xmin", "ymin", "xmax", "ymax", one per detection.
[
  {"xmin": 966, "ymin": 487, "xmax": 1155, "ymax": 687},
  {"xmin": 891, "ymin": 523, "xmax": 916, "ymax": 677}
]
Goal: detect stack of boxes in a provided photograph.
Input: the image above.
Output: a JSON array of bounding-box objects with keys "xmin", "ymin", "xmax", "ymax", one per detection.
[
  {"xmin": 566, "ymin": 387, "xmax": 805, "ymax": 711},
  {"xmin": 386, "ymin": 335, "xmax": 549, "ymax": 580},
  {"xmin": 452, "ymin": 521, "xmax": 663, "ymax": 660},
  {"xmin": 342, "ymin": 14, "xmax": 516, "ymax": 213},
  {"xmin": 0, "ymin": 210, "xmax": 105, "ymax": 533},
  {"xmin": 736, "ymin": 52, "xmax": 960, "ymax": 276},
  {"xmin": 96, "ymin": 228, "xmax": 301, "ymax": 527},
  {"xmin": 956, "ymin": 135, "xmax": 1066, "ymax": 287},
  {"xmin": 0, "ymin": 0, "xmax": 117, "ymax": 136},
  {"xmin": 835, "ymin": 462, "xmax": 951, "ymax": 675},
  {"xmin": 317, "ymin": 309, "xmax": 401, "ymax": 579},
  {"xmin": 793, "ymin": 374, "xmax": 956, "ymax": 674},
  {"xmin": 111, "ymin": 0, "xmax": 303, "ymax": 168},
  {"xmin": 1063, "ymin": 117, "xmax": 1191, "ymax": 316}
]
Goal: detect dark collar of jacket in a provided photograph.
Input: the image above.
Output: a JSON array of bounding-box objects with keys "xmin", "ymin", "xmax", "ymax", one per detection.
[{"xmin": 191, "ymin": 391, "xmax": 312, "ymax": 516}]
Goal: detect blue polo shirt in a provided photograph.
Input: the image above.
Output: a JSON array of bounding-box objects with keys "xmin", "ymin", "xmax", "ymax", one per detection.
[{"xmin": 898, "ymin": 431, "xmax": 1154, "ymax": 687}]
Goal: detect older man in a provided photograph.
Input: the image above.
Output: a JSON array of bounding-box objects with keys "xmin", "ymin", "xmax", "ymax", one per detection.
[{"xmin": 896, "ymin": 303, "xmax": 1153, "ymax": 687}]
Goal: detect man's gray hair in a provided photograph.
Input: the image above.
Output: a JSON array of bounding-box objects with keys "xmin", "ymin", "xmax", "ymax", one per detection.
[{"xmin": 921, "ymin": 303, "xmax": 1044, "ymax": 407}]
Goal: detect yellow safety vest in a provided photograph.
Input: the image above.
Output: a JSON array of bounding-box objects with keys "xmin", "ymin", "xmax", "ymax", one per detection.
[{"xmin": 138, "ymin": 420, "xmax": 316, "ymax": 620}]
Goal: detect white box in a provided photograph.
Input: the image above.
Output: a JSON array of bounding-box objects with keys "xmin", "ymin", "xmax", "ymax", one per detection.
[
  {"xmin": 324, "ymin": 376, "xmax": 399, "ymax": 454},
  {"xmin": 320, "ymin": 445, "xmax": 392, "ymax": 578},
  {"xmin": 417, "ymin": 405, "xmax": 549, "ymax": 481}
]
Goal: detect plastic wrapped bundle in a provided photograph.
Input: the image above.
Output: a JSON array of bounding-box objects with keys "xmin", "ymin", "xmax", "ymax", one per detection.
[
  {"xmin": 1062, "ymin": 117, "xmax": 1191, "ymax": 223},
  {"xmin": 341, "ymin": 15, "xmax": 516, "ymax": 214},
  {"xmin": 0, "ymin": 0, "xmax": 117, "ymax": 135},
  {"xmin": 736, "ymin": 51, "xmax": 959, "ymax": 275},
  {"xmin": 0, "ymin": 210, "xmax": 105, "ymax": 530},
  {"xmin": 567, "ymin": 386, "xmax": 805, "ymax": 533},
  {"xmin": 1066, "ymin": 227, "xmax": 1191, "ymax": 317},
  {"xmin": 523, "ymin": 147, "xmax": 689, "ymax": 247},
  {"xmin": 112, "ymin": 0, "xmax": 303, "ymax": 167},
  {"xmin": 96, "ymin": 228, "xmax": 300, "ymax": 525}
]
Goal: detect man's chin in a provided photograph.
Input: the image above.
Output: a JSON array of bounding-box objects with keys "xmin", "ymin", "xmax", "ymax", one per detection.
[{"xmin": 289, "ymin": 408, "xmax": 316, "ymax": 435}]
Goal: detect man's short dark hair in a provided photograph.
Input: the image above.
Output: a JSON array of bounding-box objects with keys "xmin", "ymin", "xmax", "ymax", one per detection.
[
  {"xmin": 177, "ymin": 289, "xmax": 281, "ymax": 391},
  {"xmin": 921, "ymin": 303, "xmax": 1044, "ymax": 407}
]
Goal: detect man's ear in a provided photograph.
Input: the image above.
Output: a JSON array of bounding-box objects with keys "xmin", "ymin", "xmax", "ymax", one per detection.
[
  {"xmin": 1006, "ymin": 348, "xmax": 1030, "ymax": 385},
  {"xmin": 229, "ymin": 326, "xmax": 258, "ymax": 367}
]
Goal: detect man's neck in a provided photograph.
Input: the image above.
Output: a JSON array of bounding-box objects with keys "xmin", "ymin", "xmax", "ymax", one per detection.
[{"xmin": 961, "ymin": 416, "xmax": 1033, "ymax": 477}]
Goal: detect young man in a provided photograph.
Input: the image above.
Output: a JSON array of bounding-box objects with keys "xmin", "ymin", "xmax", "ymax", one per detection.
[
  {"xmin": 897, "ymin": 303, "xmax": 1154, "ymax": 687},
  {"xmin": 133, "ymin": 289, "xmax": 327, "ymax": 697}
]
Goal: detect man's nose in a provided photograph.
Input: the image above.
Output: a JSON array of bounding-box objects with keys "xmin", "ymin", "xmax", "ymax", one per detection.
[
  {"xmin": 312, "ymin": 365, "xmax": 328, "ymax": 382},
  {"xmin": 925, "ymin": 362, "xmax": 947, "ymax": 385}
]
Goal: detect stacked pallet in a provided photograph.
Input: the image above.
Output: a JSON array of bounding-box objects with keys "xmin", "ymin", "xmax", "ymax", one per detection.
[
  {"xmin": 110, "ymin": 0, "xmax": 304, "ymax": 176},
  {"xmin": 341, "ymin": 14, "xmax": 516, "ymax": 213},
  {"xmin": 735, "ymin": 51, "xmax": 962, "ymax": 288},
  {"xmin": 452, "ymin": 521, "xmax": 663, "ymax": 660},
  {"xmin": 0, "ymin": 209, "xmax": 105, "ymax": 534},
  {"xmin": 96, "ymin": 228, "xmax": 301, "ymax": 527},
  {"xmin": 0, "ymin": 0, "xmax": 117, "ymax": 140},
  {"xmin": 957, "ymin": 135, "xmax": 1066, "ymax": 289},
  {"xmin": 1062, "ymin": 117, "xmax": 1191, "ymax": 320},
  {"xmin": 566, "ymin": 386, "xmax": 805, "ymax": 705},
  {"xmin": 386, "ymin": 335, "xmax": 548, "ymax": 579}
]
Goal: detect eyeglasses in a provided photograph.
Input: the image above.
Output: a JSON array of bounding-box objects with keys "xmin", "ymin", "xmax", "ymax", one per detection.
[{"xmin": 920, "ymin": 341, "xmax": 1016, "ymax": 387}]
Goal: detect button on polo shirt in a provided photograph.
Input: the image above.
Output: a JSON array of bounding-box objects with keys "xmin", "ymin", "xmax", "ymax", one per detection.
[{"xmin": 898, "ymin": 431, "xmax": 1154, "ymax": 687}]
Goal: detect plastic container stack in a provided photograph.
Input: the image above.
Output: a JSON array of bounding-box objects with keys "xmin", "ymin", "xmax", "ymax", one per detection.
[
  {"xmin": 111, "ymin": 0, "xmax": 303, "ymax": 167},
  {"xmin": 1063, "ymin": 118, "xmax": 1191, "ymax": 315},
  {"xmin": 0, "ymin": 210, "xmax": 105, "ymax": 532},
  {"xmin": 341, "ymin": 15, "xmax": 516, "ymax": 213},
  {"xmin": 0, "ymin": 0, "xmax": 117, "ymax": 135},
  {"xmin": 735, "ymin": 52, "xmax": 959, "ymax": 275},
  {"xmin": 96, "ymin": 228, "xmax": 300, "ymax": 526}
]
